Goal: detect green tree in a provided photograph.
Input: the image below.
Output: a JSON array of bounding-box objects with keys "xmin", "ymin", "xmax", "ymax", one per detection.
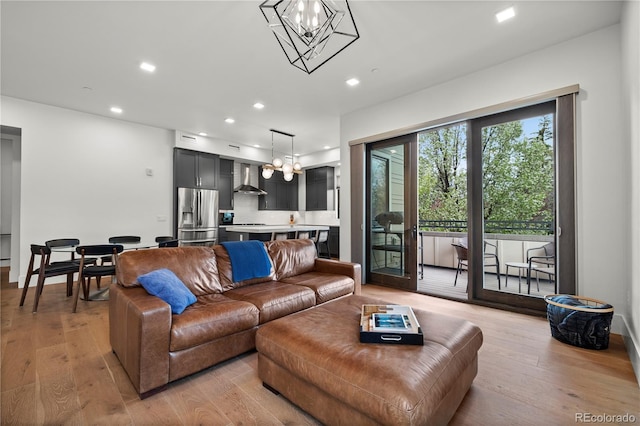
[
  {"xmin": 418, "ymin": 115, "xmax": 554, "ymax": 234},
  {"xmin": 482, "ymin": 116, "xmax": 554, "ymax": 226},
  {"xmin": 418, "ymin": 125, "xmax": 467, "ymax": 230}
]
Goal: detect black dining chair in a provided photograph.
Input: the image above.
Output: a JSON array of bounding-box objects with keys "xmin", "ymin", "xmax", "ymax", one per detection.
[
  {"xmin": 45, "ymin": 238, "xmax": 81, "ymax": 262},
  {"xmin": 45, "ymin": 238, "xmax": 93, "ymax": 296},
  {"xmin": 101, "ymin": 236, "xmax": 140, "ymax": 264},
  {"xmin": 158, "ymin": 239, "xmax": 179, "ymax": 248},
  {"xmin": 155, "ymin": 236, "xmax": 175, "ymax": 243},
  {"xmin": 45, "ymin": 238, "xmax": 98, "ymax": 269},
  {"xmin": 20, "ymin": 244, "xmax": 79, "ymax": 313},
  {"xmin": 73, "ymin": 244, "xmax": 124, "ymax": 313}
]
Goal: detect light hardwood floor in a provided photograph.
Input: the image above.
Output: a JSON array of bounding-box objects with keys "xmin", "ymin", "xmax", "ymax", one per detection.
[{"xmin": 2, "ymin": 280, "xmax": 639, "ymax": 425}]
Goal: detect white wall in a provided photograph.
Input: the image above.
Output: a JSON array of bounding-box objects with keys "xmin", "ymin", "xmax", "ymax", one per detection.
[
  {"xmin": 1, "ymin": 96, "xmax": 175, "ymax": 287},
  {"xmin": 621, "ymin": 0, "xmax": 640, "ymax": 383},
  {"xmin": 340, "ymin": 25, "xmax": 631, "ymax": 326}
]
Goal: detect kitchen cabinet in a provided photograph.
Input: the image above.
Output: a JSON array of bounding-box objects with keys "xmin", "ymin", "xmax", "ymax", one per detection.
[
  {"xmin": 219, "ymin": 158, "xmax": 234, "ymax": 210},
  {"xmin": 258, "ymin": 167, "xmax": 299, "ymax": 211},
  {"xmin": 305, "ymin": 166, "xmax": 335, "ymax": 211},
  {"xmin": 174, "ymin": 148, "xmax": 219, "ymax": 189}
]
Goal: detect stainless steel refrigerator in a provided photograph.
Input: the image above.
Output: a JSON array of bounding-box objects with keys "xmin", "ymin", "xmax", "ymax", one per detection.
[{"xmin": 177, "ymin": 188, "xmax": 219, "ymax": 246}]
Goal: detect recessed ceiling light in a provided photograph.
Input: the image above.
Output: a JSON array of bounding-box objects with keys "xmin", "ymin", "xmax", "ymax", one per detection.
[
  {"xmin": 253, "ymin": 102, "xmax": 265, "ymax": 109},
  {"xmin": 346, "ymin": 78, "xmax": 360, "ymax": 86},
  {"xmin": 496, "ymin": 6, "xmax": 515, "ymax": 23},
  {"xmin": 225, "ymin": 118, "xmax": 235, "ymax": 124},
  {"xmin": 324, "ymin": 146, "xmax": 331, "ymax": 150},
  {"xmin": 199, "ymin": 132, "xmax": 207, "ymax": 136},
  {"xmin": 254, "ymin": 144, "xmax": 261, "ymax": 148},
  {"xmin": 110, "ymin": 106, "xmax": 123, "ymax": 114},
  {"xmin": 140, "ymin": 62, "xmax": 156, "ymax": 72}
]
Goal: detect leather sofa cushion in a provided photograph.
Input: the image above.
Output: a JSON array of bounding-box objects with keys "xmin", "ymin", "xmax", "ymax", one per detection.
[
  {"xmin": 213, "ymin": 244, "xmax": 275, "ymax": 291},
  {"xmin": 225, "ymin": 282, "xmax": 316, "ymax": 324},
  {"xmin": 170, "ymin": 293, "xmax": 259, "ymax": 352},
  {"xmin": 265, "ymin": 239, "xmax": 317, "ymax": 281},
  {"xmin": 116, "ymin": 247, "xmax": 223, "ymax": 296},
  {"xmin": 281, "ymin": 272, "xmax": 355, "ymax": 304}
]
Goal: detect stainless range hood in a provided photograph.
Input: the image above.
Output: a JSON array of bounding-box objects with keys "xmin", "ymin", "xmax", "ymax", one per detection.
[{"xmin": 234, "ymin": 163, "xmax": 267, "ymax": 195}]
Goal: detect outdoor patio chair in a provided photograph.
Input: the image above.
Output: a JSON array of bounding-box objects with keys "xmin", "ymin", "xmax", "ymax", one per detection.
[
  {"xmin": 457, "ymin": 237, "xmax": 501, "ymax": 289},
  {"xmin": 451, "ymin": 243, "xmax": 469, "ymax": 287},
  {"xmin": 526, "ymin": 242, "xmax": 555, "ymax": 294}
]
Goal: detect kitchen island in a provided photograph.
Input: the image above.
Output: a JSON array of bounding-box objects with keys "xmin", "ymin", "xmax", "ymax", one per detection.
[{"xmin": 224, "ymin": 225, "xmax": 329, "ymax": 241}]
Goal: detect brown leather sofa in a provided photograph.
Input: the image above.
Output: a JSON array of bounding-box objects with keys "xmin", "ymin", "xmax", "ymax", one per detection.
[{"xmin": 109, "ymin": 238, "xmax": 361, "ymax": 398}]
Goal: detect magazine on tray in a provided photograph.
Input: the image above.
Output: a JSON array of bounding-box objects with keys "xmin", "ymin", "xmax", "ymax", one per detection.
[{"xmin": 360, "ymin": 304, "xmax": 421, "ymax": 334}]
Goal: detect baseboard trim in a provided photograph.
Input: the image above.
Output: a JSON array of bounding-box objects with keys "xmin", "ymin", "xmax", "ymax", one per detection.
[{"xmin": 618, "ymin": 314, "xmax": 640, "ymax": 387}]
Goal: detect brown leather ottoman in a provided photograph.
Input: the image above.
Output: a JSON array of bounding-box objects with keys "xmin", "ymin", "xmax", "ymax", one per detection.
[{"xmin": 256, "ymin": 295, "xmax": 483, "ymax": 425}]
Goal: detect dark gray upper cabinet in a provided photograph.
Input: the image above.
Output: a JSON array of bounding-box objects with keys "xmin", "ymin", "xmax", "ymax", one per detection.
[
  {"xmin": 258, "ymin": 167, "xmax": 299, "ymax": 211},
  {"xmin": 305, "ymin": 166, "xmax": 335, "ymax": 211},
  {"xmin": 174, "ymin": 148, "xmax": 219, "ymax": 189},
  {"xmin": 219, "ymin": 159, "xmax": 234, "ymax": 210}
]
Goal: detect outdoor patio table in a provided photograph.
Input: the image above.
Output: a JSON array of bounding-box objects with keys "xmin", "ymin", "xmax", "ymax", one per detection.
[{"xmin": 505, "ymin": 261, "xmax": 538, "ymax": 293}]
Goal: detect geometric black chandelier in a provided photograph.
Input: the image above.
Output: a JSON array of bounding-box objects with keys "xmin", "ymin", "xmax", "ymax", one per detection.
[{"xmin": 259, "ymin": 0, "xmax": 359, "ymax": 74}]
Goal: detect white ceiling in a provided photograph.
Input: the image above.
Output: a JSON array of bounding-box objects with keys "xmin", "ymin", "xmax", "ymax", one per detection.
[{"xmin": 1, "ymin": 1, "xmax": 622, "ymax": 157}]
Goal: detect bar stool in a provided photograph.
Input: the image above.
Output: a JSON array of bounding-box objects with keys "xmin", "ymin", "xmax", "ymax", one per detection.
[
  {"xmin": 315, "ymin": 229, "xmax": 330, "ymax": 258},
  {"xmin": 295, "ymin": 230, "xmax": 311, "ymax": 239},
  {"xmin": 271, "ymin": 232, "xmax": 289, "ymax": 241}
]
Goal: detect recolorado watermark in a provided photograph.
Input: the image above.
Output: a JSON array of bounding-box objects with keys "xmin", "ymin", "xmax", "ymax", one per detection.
[{"xmin": 576, "ymin": 412, "xmax": 637, "ymax": 423}]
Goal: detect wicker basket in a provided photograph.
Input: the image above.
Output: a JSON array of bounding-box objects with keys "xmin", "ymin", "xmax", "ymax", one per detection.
[{"xmin": 544, "ymin": 294, "xmax": 614, "ymax": 350}]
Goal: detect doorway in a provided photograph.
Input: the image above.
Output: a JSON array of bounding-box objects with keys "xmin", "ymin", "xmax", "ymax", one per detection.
[{"xmin": 1, "ymin": 125, "xmax": 22, "ymax": 287}]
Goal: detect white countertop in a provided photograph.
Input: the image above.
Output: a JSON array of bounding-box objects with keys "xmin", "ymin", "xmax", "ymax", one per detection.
[{"xmin": 225, "ymin": 224, "xmax": 329, "ymax": 233}]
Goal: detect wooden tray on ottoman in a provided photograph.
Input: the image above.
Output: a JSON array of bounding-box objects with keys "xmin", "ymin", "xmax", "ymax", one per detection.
[{"xmin": 256, "ymin": 295, "xmax": 483, "ymax": 425}]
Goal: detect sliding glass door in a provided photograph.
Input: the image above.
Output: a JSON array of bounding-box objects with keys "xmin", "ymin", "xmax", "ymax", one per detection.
[
  {"xmin": 355, "ymin": 91, "xmax": 576, "ymax": 312},
  {"xmin": 469, "ymin": 99, "xmax": 575, "ymax": 309},
  {"xmin": 417, "ymin": 123, "xmax": 469, "ymax": 298},
  {"xmin": 367, "ymin": 135, "xmax": 418, "ymax": 291},
  {"xmin": 478, "ymin": 103, "xmax": 556, "ymax": 297}
]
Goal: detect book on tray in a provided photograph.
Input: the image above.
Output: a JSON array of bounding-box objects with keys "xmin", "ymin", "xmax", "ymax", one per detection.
[{"xmin": 360, "ymin": 304, "xmax": 424, "ymax": 345}]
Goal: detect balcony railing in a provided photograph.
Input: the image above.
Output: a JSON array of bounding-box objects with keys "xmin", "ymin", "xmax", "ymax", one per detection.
[{"xmin": 419, "ymin": 219, "xmax": 553, "ymax": 235}]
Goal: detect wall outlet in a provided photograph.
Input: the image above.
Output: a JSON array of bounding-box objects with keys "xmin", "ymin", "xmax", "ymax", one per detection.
[{"xmin": 145, "ymin": 168, "xmax": 153, "ymax": 176}]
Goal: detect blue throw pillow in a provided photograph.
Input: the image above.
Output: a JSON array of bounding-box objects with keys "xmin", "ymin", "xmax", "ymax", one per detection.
[{"xmin": 138, "ymin": 268, "xmax": 196, "ymax": 314}]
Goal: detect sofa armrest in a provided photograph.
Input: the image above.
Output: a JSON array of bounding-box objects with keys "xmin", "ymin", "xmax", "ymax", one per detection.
[
  {"xmin": 314, "ymin": 258, "xmax": 362, "ymax": 295},
  {"xmin": 109, "ymin": 284, "xmax": 172, "ymax": 397}
]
